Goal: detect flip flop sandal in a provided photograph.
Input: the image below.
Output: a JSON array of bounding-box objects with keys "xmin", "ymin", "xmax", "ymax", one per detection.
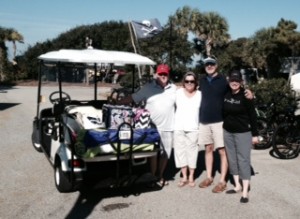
[
  {"xmin": 188, "ymin": 181, "xmax": 196, "ymax": 187},
  {"xmin": 157, "ymin": 179, "xmax": 169, "ymax": 187},
  {"xmin": 177, "ymin": 180, "xmax": 188, "ymax": 187}
]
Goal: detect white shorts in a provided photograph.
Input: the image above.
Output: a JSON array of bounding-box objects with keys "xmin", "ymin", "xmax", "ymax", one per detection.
[
  {"xmin": 198, "ymin": 122, "xmax": 224, "ymax": 149},
  {"xmin": 158, "ymin": 131, "xmax": 173, "ymax": 159},
  {"xmin": 174, "ymin": 130, "xmax": 199, "ymax": 169}
]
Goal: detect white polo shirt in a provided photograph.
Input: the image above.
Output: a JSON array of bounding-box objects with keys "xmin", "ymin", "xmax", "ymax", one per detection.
[
  {"xmin": 132, "ymin": 80, "xmax": 176, "ymax": 131},
  {"xmin": 174, "ymin": 87, "xmax": 201, "ymax": 131}
]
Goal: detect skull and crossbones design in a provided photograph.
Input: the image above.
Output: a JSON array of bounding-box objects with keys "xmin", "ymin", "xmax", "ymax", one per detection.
[{"xmin": 141, "ymin": 20, "xmax": 158, "ymax": 37}]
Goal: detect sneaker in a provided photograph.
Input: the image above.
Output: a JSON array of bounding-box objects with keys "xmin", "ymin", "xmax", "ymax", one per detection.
[
  {"xmin": 198, "ymin": 178, "xmax": 213, "ymax": 188},
  {"xmin": 225, "ymin": 189, "xmax": 240, "ymax": 194},
  {"xmin": 212, "ymin": 182, "xmax": 227, "ymax": 193}
]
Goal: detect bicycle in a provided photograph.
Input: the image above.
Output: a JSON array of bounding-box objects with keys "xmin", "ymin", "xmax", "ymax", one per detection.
[
  {"xmin": 253, "ymin": 94, "xmax": 291, "ymax": 150},
  {"xmin": 272, "ymin": 106, "xmax": 300, "ymax": 159}
]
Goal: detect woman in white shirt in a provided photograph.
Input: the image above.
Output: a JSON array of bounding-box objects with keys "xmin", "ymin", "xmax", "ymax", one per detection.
[{"xmin": 174, "ymin": 72, "xmax": 202, "ymax": 187}]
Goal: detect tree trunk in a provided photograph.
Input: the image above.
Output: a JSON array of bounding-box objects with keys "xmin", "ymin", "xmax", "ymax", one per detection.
[
  {"xmin": 205, "ymin": 38, "xmax": 212, "ymax": 57},
  {"xmin": 288, "ymin": 58, "xmax": 297, "ymax": 84},
  {"xmin": 0, "ymin": 44, "xmax": 6, "ymax": 81}
]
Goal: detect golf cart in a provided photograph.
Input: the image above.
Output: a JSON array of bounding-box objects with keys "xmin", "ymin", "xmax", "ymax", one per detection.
[{"xmin": 31, "ymin": 49, "xmax": 160, "ymax": 193}]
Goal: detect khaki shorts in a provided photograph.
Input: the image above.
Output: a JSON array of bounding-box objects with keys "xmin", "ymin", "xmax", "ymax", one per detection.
[{"xmin": 198, "ymin": 122, "xmax": 224, "ymax": 149}]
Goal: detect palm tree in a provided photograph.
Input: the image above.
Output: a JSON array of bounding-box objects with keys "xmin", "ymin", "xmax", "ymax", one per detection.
[
  {"xmin": 0, "ymin": 27, "xmax": 24, "ymax": 81},
  {"xmin": 274, "ymin": 19, "xmax": 300, "ymax": 82},
  {"xmin": 246, "ymin": 19, "xmax": 300, "ymax": 80},
  {"xmin": 171, "ymin": 6, "xmax": 195, "ymax": 37},
  {"xmin": 171, "ymin": 7, "xmax": 230, "ymax": 58},
  {"xmin": 0, "ymin": 27, "xmax": 9, "ymax": 80},
  {"xmin": 244, "ymin": 28, "xmax": 276, "ymax": 78},
  {"xmin": 190, "ymin": 11, "xmax": 230, "ymax": 57},
  {"xmin": 0, "ymin": 27, "xmax": 24, "ymax": 58},
  {"xmin": 9, "ymin": 30, "xmax": 24, "ymax": 60}
]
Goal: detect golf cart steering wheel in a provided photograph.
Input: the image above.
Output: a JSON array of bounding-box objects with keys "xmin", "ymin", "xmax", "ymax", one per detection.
[{"xmin": 49, "ymin": 91, "xmax": 71, "ymax": 104}]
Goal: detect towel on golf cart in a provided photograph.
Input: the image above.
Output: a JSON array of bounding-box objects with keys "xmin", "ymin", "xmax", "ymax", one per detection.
[{"xmin": 74, "ymin": 128, "xmax": 160, "ymax": 158}]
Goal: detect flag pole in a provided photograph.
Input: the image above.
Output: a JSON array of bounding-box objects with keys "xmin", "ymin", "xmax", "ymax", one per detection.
[
  {"xmin": 128, "ymin": 21, "xmax": 142, "ymax": 84},
  {"xmin": 128, "ymin": 21, "xmax": 137, "ymax": 54}
]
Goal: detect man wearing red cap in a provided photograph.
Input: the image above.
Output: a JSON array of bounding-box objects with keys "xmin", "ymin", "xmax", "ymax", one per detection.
[{"xmin": 118, "ymin": 64, "xmax": 176, "ymax": 186}]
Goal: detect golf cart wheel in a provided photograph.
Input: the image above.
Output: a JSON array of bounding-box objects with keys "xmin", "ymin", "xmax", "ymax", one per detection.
[
  {"xmin": 54, "ymin": 160, "xmax": 74, "ymax": 193},
  {"xmin": 31, "ymin": 131, "xmax": 42, "ymax": 152}
]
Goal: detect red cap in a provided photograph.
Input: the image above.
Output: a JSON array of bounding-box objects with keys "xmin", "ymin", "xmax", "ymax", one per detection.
[{"xmin": 156, "ymin": 64, "xmax": 170, "ymax": 74}]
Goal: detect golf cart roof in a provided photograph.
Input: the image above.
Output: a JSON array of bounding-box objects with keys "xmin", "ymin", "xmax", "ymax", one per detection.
[{"xmin": 38, "ymin": 49, "xmax": 156, "ymax": 65}]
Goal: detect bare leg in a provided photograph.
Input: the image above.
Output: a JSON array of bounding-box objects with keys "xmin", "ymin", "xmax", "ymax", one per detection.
[
  {"xmin": 177, "ymin": 166, "xmax": 188, "ymax": 187},
  {"xmin": 218, "ymin": 147, "xmax": 228, "ymax": 183},
  {"xmin": 232, "ymin": 175, "xmax": 242, "ymax": 191},
  {"xmin": 149, "ymin": 156, "xmax": 157, "ymax": 177},
  {"xmin": 188, "ymin": 168, "xmax": 196, "ymax": 187},
  {"xmin": 205, "ymin": 144, "xmax": 214, "ymax": 179},
  {"xmin": 242, "ymin": 179, "xmax": 250, "ymax": 197},
  {"xmin": 158, "ymin": 157, "xmax": 168, "ymax": 180},
  {"xmin": 188, "ymin": 168, "xmax": 195, "ymax": 182},
  {"xmin": 146, "ymin": 156, "xmax": 159, "ymax": 188},
  {"xmin": 181, "ymin": 166, "xmax": 188, "ymax": 181},
  {"xmin": 189, "ymin": 168, "xmax": 195, "ymax": 182}
]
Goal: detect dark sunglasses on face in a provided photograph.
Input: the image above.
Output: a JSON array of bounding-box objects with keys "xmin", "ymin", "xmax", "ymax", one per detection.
[
  {"xmin": 158, "ymin": 73, "xmax": 168, "ymax": 77},
  {"xmin": 229, "ymin": 79, "xmax": 241, "ymax": 83},
  {"xmin": 184, "ymin": 80, "xmax": 195, "ymax": 84},
  {"xmin": 205, "ymin": 62, "xmax": 216, "ymax": 67}
]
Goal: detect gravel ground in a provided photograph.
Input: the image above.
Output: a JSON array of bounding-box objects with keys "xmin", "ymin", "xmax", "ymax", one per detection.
[{"xmin": 1, "ymin": 85, "xmax": 300, "ymax": 219}]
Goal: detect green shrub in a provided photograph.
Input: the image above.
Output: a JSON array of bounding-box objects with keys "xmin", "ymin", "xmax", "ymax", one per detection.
[{"xmin": 249, "ymin": 78, "xmax": 297, "ymax": 113}]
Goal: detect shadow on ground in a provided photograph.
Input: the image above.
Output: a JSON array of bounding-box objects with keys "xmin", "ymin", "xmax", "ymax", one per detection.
[
  {"xmin": 64, "ymin": 174, "xmax": 163, "ymax": 219},
  {"xmin": 164, "ymin": 149, "xmax": 226, "ymax": 183},
  {"xmin": 0, "ymin": 86, "xmax": 20, "ymax": 111},
  {"xmin": 165, "ymin": 149, "xmax": 256, "ymax": 187},
  {"xmin": 0, "ymin": 103, "xmax": 20, "ymax": 111},
  {"xmin": 64, "ymin": 149, "xmax": 257, "ymax": 219}
]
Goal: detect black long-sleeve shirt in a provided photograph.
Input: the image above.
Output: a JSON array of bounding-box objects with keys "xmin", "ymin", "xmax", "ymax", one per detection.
[{"xmin": 223, "ymin": 88, "xmax": 258, "ymax": 136}]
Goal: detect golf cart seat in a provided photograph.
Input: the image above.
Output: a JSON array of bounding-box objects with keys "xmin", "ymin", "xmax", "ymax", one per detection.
[{"xmin": 65, "ymin": 105, "xmax": 104, "ymax": 130}]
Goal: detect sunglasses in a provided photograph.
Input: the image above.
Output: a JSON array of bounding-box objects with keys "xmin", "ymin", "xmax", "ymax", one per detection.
[
  {"xmin": 158, "ymin": 73, "xmax": 168, "ymax": 77},
  {"xmin": 205, "ymin": 62, "xmax": 216, "ymax": 67},
  {"xmin": 229, "ymin": 79, "xmax": 241, "ymax": 83},
  {"xmin": 184, "ymin": 80, "xmax": 195, "ymax": 84}
]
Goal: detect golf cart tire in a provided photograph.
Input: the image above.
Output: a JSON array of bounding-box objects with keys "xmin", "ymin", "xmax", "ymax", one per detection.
[
  {"xmin": 31, "ymin": 131, "xmax": 42, "ymax": 153},
  {"xmin": 54, "ymin": 160, "xmax": 75, "ymax": 193}
]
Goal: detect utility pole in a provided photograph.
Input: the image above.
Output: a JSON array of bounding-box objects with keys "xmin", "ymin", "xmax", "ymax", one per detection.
[
  {"xmin": 85, "ymin": 36, "xmax": 93, "ymax": 85},
  {"xmin": 85, "ymin": 36, "xmax": 93, "ymax": 49}
]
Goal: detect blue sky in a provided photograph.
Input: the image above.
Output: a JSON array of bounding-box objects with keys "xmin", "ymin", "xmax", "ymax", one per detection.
[{"xmin": 1, "ymin": 0, "xmax": 300, "ymax": 58}]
